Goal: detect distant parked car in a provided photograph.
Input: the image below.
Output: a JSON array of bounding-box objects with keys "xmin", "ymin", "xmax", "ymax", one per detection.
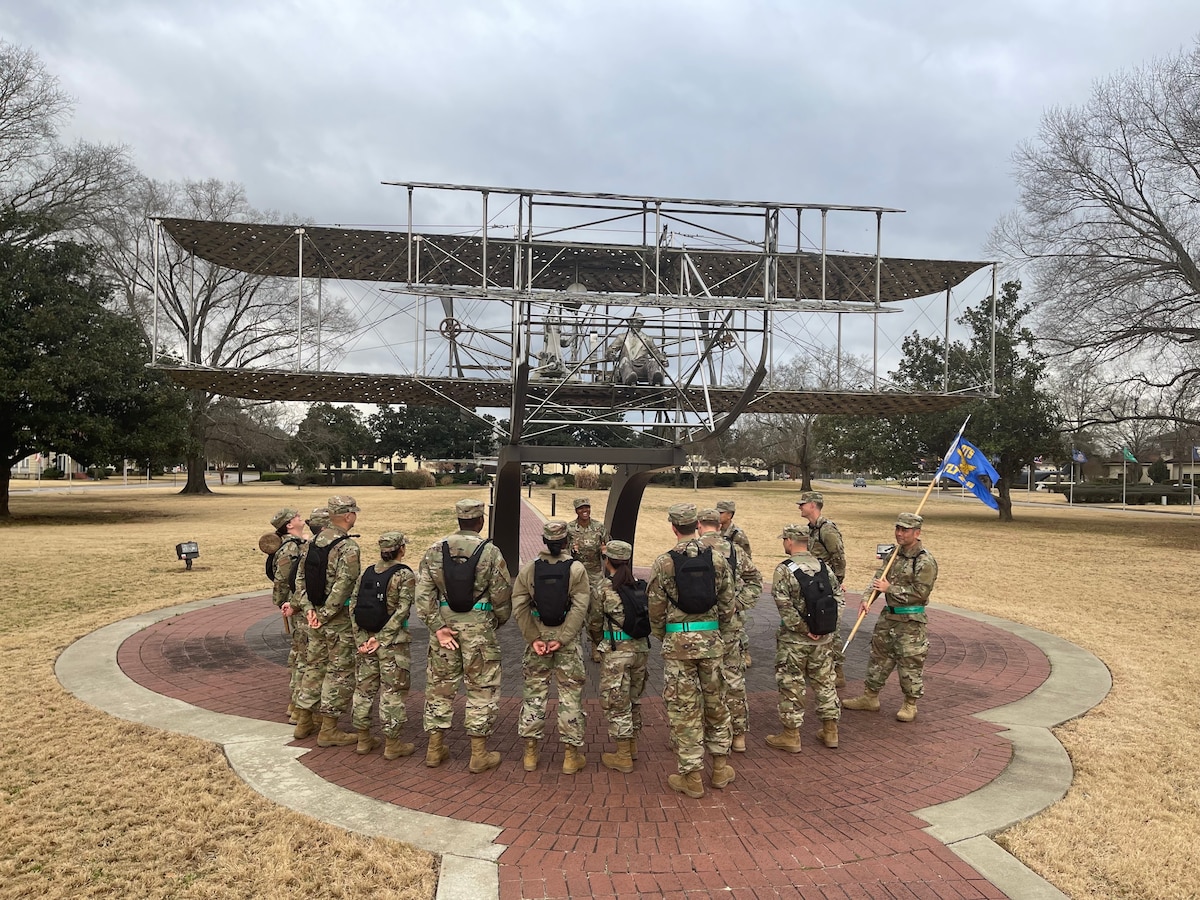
[{"xmin": 852, "ymin": 477, "xmax": 867, "ymax": 487}]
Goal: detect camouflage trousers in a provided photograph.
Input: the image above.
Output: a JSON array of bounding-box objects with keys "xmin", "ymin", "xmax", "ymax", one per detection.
[
  {"xmin": 597, "ymin": 641, "xmax": 649, "ymax": 741},
  {"xmin": 663, "ymin": 656, "xmax": 731, "ymax": 774},
  {"xmin": 775, "ymin": 630, "xmax": 840, "ymax": 727},
  {"xmin": 422, "ymin": 626, "xmax": 502, "ymax": 737},
  {"xmin": 829, "ymin": 598, "xmax": 846, "ymax": 668},
  {"xmin": 351, "ymin": 637, "xmax": 412, "ymax": 736},
  {"xmin": 518, "ymin": 641, "xmax": 587, "ymax": 746},
  {"xmin": 863, "ymin": 616, "xmax": 928, "ymax": 700},
  {"xmin": 295, "ymin": 617, "xmax": 355, "ymax": 717},
  {"xmin": 721, "ymin": 628, "xmax": 749, "ymax": 736},
  {"xmin": 286, "ymin": 614, "xmax": 310, "ymax": 703}
]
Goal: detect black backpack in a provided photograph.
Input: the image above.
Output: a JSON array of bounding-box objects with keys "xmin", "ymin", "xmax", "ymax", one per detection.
[
  {"xmin": 441, "ymin": 538, "xmax": 491, "ymax": 613},
  {"xmin": 607, "ymin": 579, "xmax": 651, "ymax": 643},
  {"xmin": 265, "ymin": 537, "xmax": 302, "ymax": 592},
  {"xmin": 785, "ymin": 559, "xmax": 838, "ymax": 635},
  {"xmin": 532, "ymin": 558, "xmax": 574, "ymax": 626},
  {"xmin": 303, "ymin": 535, "xmax": 349, "ymax": 607},
  {"xmin": 353, "ymin": 563, "xmax": 409, "ymax": 633},
  {"xmin": 668, "ymin": 545, "xmax": 718, "ymax": 615}
]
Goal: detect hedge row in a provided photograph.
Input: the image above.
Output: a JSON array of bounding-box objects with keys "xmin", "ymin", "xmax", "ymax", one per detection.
[{"xmin": 1051, "ymin": 484, "xmax": 1196, "ymax": 505}]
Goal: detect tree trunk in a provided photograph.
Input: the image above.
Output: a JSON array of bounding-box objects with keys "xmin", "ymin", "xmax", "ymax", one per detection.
[
  {"xmin": 996, "ymin": 480, "xmax": 1014, "ymax": 522},
  {"xmin": 180, "ymin": 454, "xmax": 213, "ymax": 494},
  {"xmin": 0, "ymin": 465, "xmax": 11, "ymax": 518}
]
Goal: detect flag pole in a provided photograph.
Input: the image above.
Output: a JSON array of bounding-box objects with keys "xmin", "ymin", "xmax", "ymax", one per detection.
[
  {"xmin": 842, "ymin": 416, "xmax": 970, "ymax": 654},
  {"xmin": 1122, "ymin": 452, "xmax": 1127, "ymax": 511}
]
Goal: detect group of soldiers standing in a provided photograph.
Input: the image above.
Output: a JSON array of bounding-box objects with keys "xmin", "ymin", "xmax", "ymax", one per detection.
[{"xmin": 265, "ymin": 488, "xmax": 937, "ymax": 799}]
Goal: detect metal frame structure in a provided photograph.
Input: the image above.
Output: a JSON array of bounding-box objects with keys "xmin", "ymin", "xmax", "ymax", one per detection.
[{"xmin": 152, "ymin": 182, "xmax": 993, "ymax": 572}]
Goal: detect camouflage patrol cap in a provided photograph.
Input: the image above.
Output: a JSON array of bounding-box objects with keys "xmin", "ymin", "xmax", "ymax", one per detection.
[
  {"xmin": 605, "ymin": 539, "xmax": 633, "ymax": 561},
  {"xmin": 896, "ymin": 512, "xmax": 924, "ymax": 529},
  {"xmin": 270, "ymin": 507, "xmax": 300, "ymax": 529},
  {"xmin": 697, "ymin": 507, "xmax": 721, "ymax": 524},
  {"xmin": 667, "ymin": 502, "xmax": 698, "ymax": 526},
  {"xmin": 455, "ymin": 498, "xmax": 485, "ymax": 519},
  {"xmin": 306, "ymin": 507, "xmax": 331, "ymax": 528},
  {"xmin": 573, "ymin": 497, "xmax": 591, "ymax": 510},
  {"xmin": 327, "ymin": 495, "xmax": 360, "ymax": 515},
  {"xmin": 798, "ymin": 491, "xmax": 824, "ymax": 505},
  {"xmin": 543, "ymin": 520, "xmax": 569, "ymax": 541},
  {"xmin": 378, "ymin": 531, "xmax": 406, "ymax": 549},
  {"xmin": 778, "ymin": 522, "xmax": 810, "ymax": 540},
  {"xmin": 716, "ymin": 500, "xmax": 736, "ymax": 513}
]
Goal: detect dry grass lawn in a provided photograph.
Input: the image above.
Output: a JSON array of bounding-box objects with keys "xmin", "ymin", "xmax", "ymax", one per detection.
[{"xmin": 0, "ymin": 479, "xmax": 1196, "ymax": 898}]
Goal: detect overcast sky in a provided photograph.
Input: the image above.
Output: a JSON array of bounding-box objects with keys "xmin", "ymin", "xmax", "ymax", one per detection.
[{"xmin": 4, "ymin": 1, "xmax": 1199, "ymax": 382}]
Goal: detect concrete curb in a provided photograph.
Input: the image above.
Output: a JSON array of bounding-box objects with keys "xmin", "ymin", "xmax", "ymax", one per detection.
[
  {"xmin": 915, "ymin": 603, "xmax": 1112, "ymax": 900},
  {"xmin": 54, "ymin": 592, "xmax": 503, "ymax": 900}
]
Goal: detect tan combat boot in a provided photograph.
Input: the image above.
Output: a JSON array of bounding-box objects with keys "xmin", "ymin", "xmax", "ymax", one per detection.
[
  {"xmin": 292, "ymin": 707, "xmax": 317, "ymax": 740},
  {"xmin": 842, "ymin": 689, "xmax": 881, "ymax": 711},
  {"xmin": 286, "ymin": 702, "xmax": 297, "ymax": 724},
  {"xmin": 317, "ymin": 714, "xmax": 357, "ymax": 747},
  {"xmin": 562, "ymin": 744, "xmax": 587, "ymax": 775},
  {"xmin": 384, "ymin": 736, "xmax": 415, "ymax": 760},
  {"xmin": 766, "ymin": 726, "xmax": 802, "ymax": 753},
  {"xmin": 896, "ymin": 699, "xmax": 918, "ymax": 722},
  {"xmin": 629, "ymin": 734, "xmax": 638, "ymax": 760},
  {"xmin": 601, "ymin": 739, "xmax": 634, "ymax": 773},
  {"xmin": 668, "ymin": 770, "xmax": 705, "ymax": 799},
  {"xmin": 468, "ymin": 735, "xmax": 501, "ymax": 773},
  {"xmin": 817, "ymin": 720, "xmax": 839, "ymax": 749},
  {"xmin": 731, "ymin": 733, "xmax": 746, "ymax": 753},
  {"xmin": 711, "ymin": 755, "xmax": 736, "ymax": 789},
  {"xmin": 522, "ymin": 738, "xmax": 539, "ymax": 772},
  {"xmin": 834, "ymin": 664, "xmax": 846, "ymax": 688},
  {"xmin": 355, "ymin": 728, "xmax": 379, "ymax": 755},
  {"xmin": 425, "ymin": 730, "xmax": 449, "ymax": 768}
]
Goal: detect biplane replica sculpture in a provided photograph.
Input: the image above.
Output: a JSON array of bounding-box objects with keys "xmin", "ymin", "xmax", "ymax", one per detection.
[{"xmin": 152, "ymin": 182, "xmax": 994, "ymax": 571}]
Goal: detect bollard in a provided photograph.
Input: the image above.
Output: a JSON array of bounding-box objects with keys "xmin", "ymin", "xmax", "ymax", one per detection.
[
  {"xmin": 551, "ymin": 492, "xmax": 556, "ymax": 516},
  {"xmin": 1162, "ymin": 495, "xmax": 1168, "ymax": 506}
]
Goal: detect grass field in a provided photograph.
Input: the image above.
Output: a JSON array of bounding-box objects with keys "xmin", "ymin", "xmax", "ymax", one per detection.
[{"xmin": 0, "ymin": 479, "xmax": 1196, "ymax": 898}]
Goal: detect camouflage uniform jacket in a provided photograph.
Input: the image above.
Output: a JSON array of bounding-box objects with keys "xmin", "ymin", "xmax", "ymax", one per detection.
[
  {"xmin": 721, "ymin": 523, "xmax": 752, "ymax": 558},
  {"xmin": 348, "ymin": 557, "xmax": 416, "ymax": 646},
  {"xmin": 415, "ymin": 530, "xmax": 513, "ymax": 631},
  {"xmin": 567, "ymin": 518, "xmax": 608, "ymax": 580},
  {"xmin": 295, "ymin": 524, "xmax": 361, "ymax": 625},
  {"xmin": 512, "ymin": 551, "xmax": 591, "ymax": 646},
  {"xmin": 875, "ymin": 541, "xmax": 937, "ymax": 624},
  {"xmin": 587, "ymin": 576, "xmax": 651, "ymax": 650},
  {"xmin": 773, "ymin": 550, "xmax": 845, "ymax": 639},
  {"xmin": 271, "ymin": 536, "xmax": 305, "ymax": 608},
  {"xmin": 807, "ymin": 516, "xmax": 846, "ymax": 584},
  {"xmin": 700, "ymin": 533, "xmax": 762, "ymax": 615},
  {"xmin": 648, "ymin": 537, "xmax": 735, "ymax": 660}
]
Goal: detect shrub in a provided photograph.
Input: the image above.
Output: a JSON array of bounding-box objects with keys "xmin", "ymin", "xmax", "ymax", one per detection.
[
  {"xmin": 713, "ymin": 473, "xmax": 737, "ymax": 488},
  {"xmin": 342, "ymin": 471, "xmax": 390, "ymax": 487},
  {"xmin": 282, "ymin": 471, "xmax": 329, "ymax": 486},
  {"xmin": 597, "ymin": 473, "xmax": 613, "ymax": 489},
  {"xmin": 439, "ymin": 475, "xmax": 455, "ymax": 486},
  {"xmin": 41, "ymin": 465, "xmax": 65, "ymax": 480},
  {"xmin": 86, "ymin": 466, "xmax": 110, "ymax": 480},
  {"xmin": 257, "ymin": 471, "xmax": 287, "ymax": 482},
  {"xmin": 574, "ymin": 469, "xmax": 600, "ymax": 491},
  {"xmin": 393, "ymin": 469, "xmax": 436, "ymax": 490},
  {"xmin": 547, "ymin": 476, "xmax": 563, "ymax": 489}
]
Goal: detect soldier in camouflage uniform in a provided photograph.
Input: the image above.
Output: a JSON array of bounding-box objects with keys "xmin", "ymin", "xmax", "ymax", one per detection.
[
  {"xmin": 292, "ymin": 496, "xmax": 363, "ymax": 748},
  {"xmin": 306, "ymin": 506, "xmax": 330, "ymax": 537},
  {"xmin": 512, "ymin": 520, "xmax": 592, "ymax": 774},
  {"xmin": 767, "ymin": 522, "xmax": 843, "ymax": 752},
  {"xmin": 843, "ymin": 512, "xmax": 938, "ymax": 723},
  {"xmin": 717, "ymin": 499, "xmax": 753, "ymax": 668},
  {"xmin": 415, "ymin": 498, "xmax": 513, "ymax": 773},
  {"xmin": 697, "ymin": 508, "xmax": 762, "ymax": 754},
  {"xmin": 349, "ymin": 531, "xmax": 417, "ymax": 760},
  {"xmin": 648, "ymin": 503, "xmax": 736, "ymax": 799},
  {"xmin": 586, "ymin": 539, "xmax": 649, "ymax": 773},
  {"xmin": 268, "ymin": 507, "xmax": 306, "ymax": 723},
  {"xmin": 568, "ymin": 497, "xmax": 608, "ymax": 663},
  {"xmin": 797, "ymin": 491, "xmax": 848, "ymax": 686}
]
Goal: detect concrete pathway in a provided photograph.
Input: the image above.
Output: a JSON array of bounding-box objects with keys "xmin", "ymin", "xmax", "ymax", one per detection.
[{"xmin": 57, "ymin": 499, "xmax": 1109, "ymax": 899}]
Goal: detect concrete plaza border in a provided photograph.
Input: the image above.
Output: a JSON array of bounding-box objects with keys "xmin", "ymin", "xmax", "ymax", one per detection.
[{"xmin": 56, "ymin": 593, "xmax": 1109, "ymax": 900}]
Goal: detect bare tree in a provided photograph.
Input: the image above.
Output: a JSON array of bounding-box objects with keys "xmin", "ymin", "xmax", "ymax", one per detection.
[
  {"xmin": 0, "ymin": 41, "xmax": 134, "ymax": 240},
  {"xmin": 85, "ymin": 177, "xmax": 355, "ymax": 492},
  {"xmin": 992, "ymin": 37, "xmax": 1200, "ymax": 430}
]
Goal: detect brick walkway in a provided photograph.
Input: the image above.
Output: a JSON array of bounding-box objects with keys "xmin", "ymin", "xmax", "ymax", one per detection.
[{"xmin": 117, "ymin": 503, "xmax": 1050, "ymax": 899}]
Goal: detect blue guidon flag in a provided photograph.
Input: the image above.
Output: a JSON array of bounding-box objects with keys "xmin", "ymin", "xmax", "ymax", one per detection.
[{"xmin": 941, "ymin": 438, "xmax": 1001, "ymax": 509}]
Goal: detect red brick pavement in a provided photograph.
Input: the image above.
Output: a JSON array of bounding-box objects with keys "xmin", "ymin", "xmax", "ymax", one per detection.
[{"xmin": 117, "ymin": 506, "xmax": 1046, "ymax": 899}]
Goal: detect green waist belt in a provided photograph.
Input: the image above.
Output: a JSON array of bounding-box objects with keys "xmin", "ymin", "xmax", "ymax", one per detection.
[
  {"xmin": 603, "ymin": 629, "xmax": 634, "ymax": 641},
  {"xmin": 440, "ymin": 600, "xmax": 493, "ymax": 612},
  {"xmin": 885, "ymin": 604, "xmax": 924, "ymax": 615},
  {"xmin": 665, "ymin": 620, "xmax": 719, "ymax": 633}
]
